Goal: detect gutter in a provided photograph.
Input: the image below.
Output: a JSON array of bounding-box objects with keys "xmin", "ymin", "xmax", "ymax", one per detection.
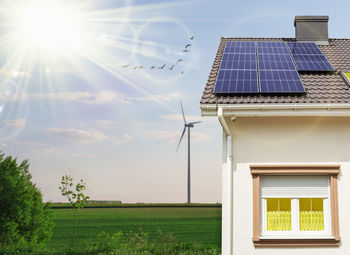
[
  {"xmin": 201, "ymin": 103, "xmax": 350, "ymax": 117},
  {"xmin": 218, "ymin": 107, "xmax": 233, "ymax": 255},
  {"xmin": 218, "ymin": 107, "xmax": 231, "ymax": 135}
]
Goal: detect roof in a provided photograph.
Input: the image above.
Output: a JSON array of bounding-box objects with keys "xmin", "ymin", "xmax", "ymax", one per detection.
[{"xmin": 200, "ymin": 38, "xmax": 350, "ymax": 105}]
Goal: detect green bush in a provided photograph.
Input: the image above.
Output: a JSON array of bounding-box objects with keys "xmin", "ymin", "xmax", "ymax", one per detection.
[
  {"xmin": 0, "ymin": 242, "xmax": 54, "ymax": 255},
  {"xmin": 0, "ymin": 153, "xmax": 53, "ymax": 246},
  {"xmin": 86, "ymin": 231, "xmax": 220, "ymax": 255}
]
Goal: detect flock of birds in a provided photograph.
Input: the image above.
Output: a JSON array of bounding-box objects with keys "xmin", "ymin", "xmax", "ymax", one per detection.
[{"xmin": 121, "ymin": 36, "xmax": 195, "ymax": 75}]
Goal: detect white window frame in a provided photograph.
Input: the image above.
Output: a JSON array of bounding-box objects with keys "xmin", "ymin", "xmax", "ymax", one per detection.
[
  {"xmin": 341, "ymin": 71, "xmax": 350, "ymax": 86},
  {"xmin": 260, "ymin": 175, "xmax": 332, "ymax": 238},
  {"xmin": 260, "ymin": 197, "xmax": 331, "ymax": 239}
]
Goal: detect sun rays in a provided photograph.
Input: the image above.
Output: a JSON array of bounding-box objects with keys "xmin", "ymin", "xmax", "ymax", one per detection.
[
  {"xmin": 0, "ymin": 0, "xmax": 194, "ymax": 92},
  {"xmin": 0, "ymin": 0, "xmax": 199, "ymax": 142}
]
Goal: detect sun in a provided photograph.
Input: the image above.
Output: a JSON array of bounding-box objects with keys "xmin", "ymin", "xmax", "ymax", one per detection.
[
  {"xmin": 8, "ymin": 1, "xmax": 83, "ymax": 52},
  {"xmin": 0, "ymin": 0, "xmax": 191, "ymax": 107}
]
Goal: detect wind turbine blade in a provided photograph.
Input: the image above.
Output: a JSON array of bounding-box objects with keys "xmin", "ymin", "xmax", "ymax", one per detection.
[
  {"xmin": 180, "ymin": 101, "xmax": 186, "ymax": 124},
  {"xmin": 188, "ymin": 121, "xmax": 202, "ymax": 125},
  {"xmin": 176, "ymin": 127, "xmax": 187, "ymax": 153}
]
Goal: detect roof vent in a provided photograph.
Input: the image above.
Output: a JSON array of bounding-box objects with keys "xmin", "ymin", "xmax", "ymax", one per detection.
[{"xmin": 294, "ymin": 16, "xmax": 329, "ymax": 45}]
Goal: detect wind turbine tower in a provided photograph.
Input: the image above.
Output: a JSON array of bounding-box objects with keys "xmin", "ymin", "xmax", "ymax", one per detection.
[{"xmin": 176, "ymin": 102, "xmax": 201, "ymax": 204}]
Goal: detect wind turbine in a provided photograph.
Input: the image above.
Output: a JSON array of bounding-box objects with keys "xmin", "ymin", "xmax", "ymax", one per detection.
[{"xmin": 176, "ymin": 102, "xmax": 201, "ymax": 204}]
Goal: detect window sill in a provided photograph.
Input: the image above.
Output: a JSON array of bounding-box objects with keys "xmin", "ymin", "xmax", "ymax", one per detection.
[
  {"xmin": 260, "ymin": 235, "xmax": 334, "ymax": 239},
  {"xmin": 253, "ymin": 237, "xmax": 340, "ymax": 247}
]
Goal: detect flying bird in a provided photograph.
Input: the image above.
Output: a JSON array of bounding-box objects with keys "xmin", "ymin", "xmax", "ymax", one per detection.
[
  {"xmin": 168, "ymin": 65, "xmax": 174, "ymax": 70},
  {"xmin": 185, "ymin": 44, "xmax": 192, "ymax": 48},
  {"xmin": 121, "ymin": 64, "xmax": 130, "ymax": 68},
  {"xmin": 189, "ymin": 36, "xmax": 194, "ymax": 40},
  {"xmin": 176, "ymin": 59, "xmax": 183, "ymax": 64},
  {"xmin": 134, "ymin": 66, "xmax": 139, "ymax": 70},
  {"xmin": 138, "ymin": 66, "xmax": 144, "ymax": 70},
  {"xmin": 182, "ymin": 49, "xmax": 189, "ymax": 53},
  {"xmin": 181, "ymin": 71, "xmax": 184, "ymax": 75},
  {"xmin": 150, "ymin": 66, "xmax": 155, "ymax": 70},
  {"xmin": 158, "ymin": 64, "xmax": 166, "ymax": 69}
]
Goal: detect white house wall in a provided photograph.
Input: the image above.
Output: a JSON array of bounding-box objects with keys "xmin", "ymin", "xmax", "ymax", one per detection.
[{"xmin": 227, "ymin": 116, "xmax": 350, "ymax": 255}]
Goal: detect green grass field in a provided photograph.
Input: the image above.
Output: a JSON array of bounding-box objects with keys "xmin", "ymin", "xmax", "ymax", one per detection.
[{"xmin": 48, "ymin": 206, "xmax": 221, "ymax": 254}]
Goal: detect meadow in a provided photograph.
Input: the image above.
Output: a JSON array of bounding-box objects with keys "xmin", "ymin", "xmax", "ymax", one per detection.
[{"xmin": 47, "ymin": 205, "xmax": 221, "ymax": 254}]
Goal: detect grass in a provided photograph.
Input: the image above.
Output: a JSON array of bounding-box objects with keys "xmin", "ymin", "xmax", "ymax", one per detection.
[
  {"xmin": 47, "ymin": 206, "xmax": 221, "ymax": 254},
  {"xmin": 51, "ymin": 203, "xmax": 221, "ymax": 209}
]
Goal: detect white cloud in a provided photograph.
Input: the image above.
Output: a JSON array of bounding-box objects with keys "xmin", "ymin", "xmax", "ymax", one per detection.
[
  {"xmin": 95, "ymin": 120, "xmax": 117, "ymax": 127},
  {"xmin": 124, "ymin": 134, "xmax": 134, "ymax": 141},
  {"xmin": 111, "ymin": 137, "xmax": 122, "ymax": 144},
  {"xmin": 67, "ymin": 152, "xmax": 96, "ymax": 158},
  {"xmin": 0, "ymin": 68, "xmax": 31, "ymax": 78},
  {"xmin": 44, "ymin": 127, "xmax": 133, "ymax": 145},
  {"xmin": 149, "ymin": 129, "xmax": 209, "ymax": 143},
  {"xmin": 160, "ymin": 114, "xmax": 202, "ymax": 122},
  {"xmin": 14, "ymin": 141, "xmax": 56, "ymax": 154},
  {"xmin": 6, "ymin": 90, "xmax": 180, "ymax": 105},
  {"xmin": 45, "ymin": 128, "xmax": 108, "ymax": 144},
  {"xmin": 191, "ymin": 132, "xmax": 210, "ymax": 142},
  {"xmin": 136, "ymin": 92, "xmax": 181, "ymax": 102},
  {"xmin": 30, "ymin": 90, "xmax": 131, "ymax": 104},
  {"xmin": 14, "ymin": 141, "xmax": 47, "ymax": 147},
  {"xmin": 13, "ymin": 141, "xmax": 96, "ymax": 158},
  {"xmin": 149, "ymin": 130, "xmax": 181, "ymax": 143},
  {"xmin": 2, "ymin": 118, "xmax": 26, "ymax": 127}
]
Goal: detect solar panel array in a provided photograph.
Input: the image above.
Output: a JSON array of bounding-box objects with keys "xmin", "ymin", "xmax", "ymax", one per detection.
[
  {"xmin": 213, "ymin": 42, "xmax": 259, "ymax": 93},
  {"xmin": 213, "ymin": 41, "xmax": 334, "ymax": 94},
  {"xmin": 257, "ymin": 42, "xmax": 306, "ymax": 93},
  {"xmin": 287, "ymin": 42, "xmax": 334, "ymax": 71}
]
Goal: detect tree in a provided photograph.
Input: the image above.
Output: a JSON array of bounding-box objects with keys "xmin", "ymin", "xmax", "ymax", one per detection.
[
  {"xmin": 59, "ymin": 175, "xmax": 89, "ymax": 253},
  {"xmin": 0, "ymin": 152, "xmax": 53, "ymax": 246}
]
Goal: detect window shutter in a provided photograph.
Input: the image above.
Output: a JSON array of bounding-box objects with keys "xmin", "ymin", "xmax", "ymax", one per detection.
[{"xmin": 261, "ymin": 176, "xmax": 329, "ymax": 198}]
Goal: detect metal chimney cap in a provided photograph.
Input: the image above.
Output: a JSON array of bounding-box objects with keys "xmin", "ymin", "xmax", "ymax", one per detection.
[
  {"xmin": 294, "ymin": 16, "xmax": 329, "ymax": 27},
  {"xmin": 294, "ymin": 15, "xmax": 329, "ymax": 44}
]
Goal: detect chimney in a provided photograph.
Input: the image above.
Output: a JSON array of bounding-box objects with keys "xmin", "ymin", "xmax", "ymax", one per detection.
[{"xmin": 294, "ymin": 16, "xmax": 329, "ymax": 45}]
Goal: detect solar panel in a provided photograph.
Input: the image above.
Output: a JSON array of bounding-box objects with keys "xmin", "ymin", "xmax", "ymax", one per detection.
[
  {"xmin": 224, "ymin": 41, "xmax": 255, "ymax": 54},
  {"xmin": 258, "ymin": 54, "xmax": 295, "ymax": 70},
  {"xmin": 257, "ymin": 42, "xmax": 306, "ymax": 93},
  {"xmin": 213, "ymin": 41, "xmax": 259, "ymax": 93},
  {"xmin": 220, "ymin": 52, "xmax": 257, "ymax": 69},
  {"xmin": 259, "ymin": 70, "xmax": 305, "ymax": 93},
  {"xmin": 288, "ymin": 42, "xmax": 334, "ymax": 71},
  {"xmin": 214, "ymin": 70, "xmax": 258, "ymax": 93}
]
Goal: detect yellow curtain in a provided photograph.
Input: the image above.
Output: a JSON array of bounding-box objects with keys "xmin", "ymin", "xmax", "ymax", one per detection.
[
  {"xmin": 267, "ymin": 211, "xmax": 291, "ymax": 231},
  {"xmin": 299, "ymin": 198, "xmax": 324, "ymax": 231},
  {"xmin": 267, "ymin": 198, "xmax": 291, "ymax": 231},
  {"xmin": 300, "ymin": 211, "xmax": 324, "ymax": 231}
]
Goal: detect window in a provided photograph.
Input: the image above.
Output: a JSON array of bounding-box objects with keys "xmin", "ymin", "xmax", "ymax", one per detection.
[
  {"xmin": 261, "ymin": 176, "xmax": 330, "ymax": 237},
  {"xmin": 345, "ymin": 72, "xmax": 350, "ymax": 80},
  {"xmin": 341, "ymin": 72, "xmax": 350, "ymax": 85},
  {"xmin": 251, "ymin": 165, "xmax": 340, "ymax": 247}
]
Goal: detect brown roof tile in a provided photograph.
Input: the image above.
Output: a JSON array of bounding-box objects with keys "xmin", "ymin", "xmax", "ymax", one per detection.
[{"xmin": 200, "ymin": 38, "xmax": 350, "ymax": 105}]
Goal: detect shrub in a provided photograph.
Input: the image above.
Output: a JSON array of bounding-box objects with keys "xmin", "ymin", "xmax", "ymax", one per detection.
[
  {"xmin": 86, "ymin": 231, "xmax": 220, "ymax": 255},
  {"xmin": 0, "ymin": 242, "xmax": 54, "ymax": 255},
  {"xmin": 0, "ymin": 153, "xmax": 53, "ymax": 246}
]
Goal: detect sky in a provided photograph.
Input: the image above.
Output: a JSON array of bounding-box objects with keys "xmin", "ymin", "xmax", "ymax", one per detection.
[{"xmin": 0, "ymin": 0, "xmax": 349, "ymax": 203}]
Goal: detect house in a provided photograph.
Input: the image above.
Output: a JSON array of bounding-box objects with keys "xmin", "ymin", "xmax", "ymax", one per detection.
[{"xmin": 200, "ymin": 16, "xmax": 350, "ymax": 255}]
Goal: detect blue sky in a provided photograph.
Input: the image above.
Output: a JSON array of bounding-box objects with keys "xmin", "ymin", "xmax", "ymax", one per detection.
[{"xmin": 0, "ymin": 0, "xmax": 349, "ymax": 203}]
